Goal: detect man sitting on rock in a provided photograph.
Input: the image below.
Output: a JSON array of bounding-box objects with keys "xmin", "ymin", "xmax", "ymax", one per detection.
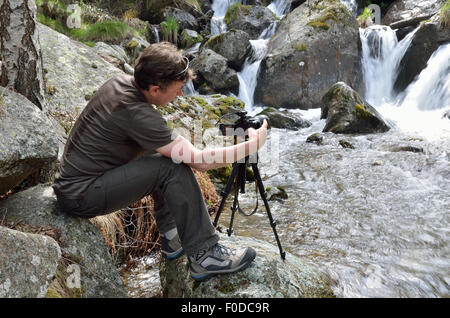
[{"xmin": 52, "ymin": 42, "xmax": 268, "ymax": 281}]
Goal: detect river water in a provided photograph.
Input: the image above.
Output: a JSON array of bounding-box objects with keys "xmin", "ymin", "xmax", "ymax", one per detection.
[{"xmin": 124, "ymin": 1, "xmax": 450, "ymax": 298}]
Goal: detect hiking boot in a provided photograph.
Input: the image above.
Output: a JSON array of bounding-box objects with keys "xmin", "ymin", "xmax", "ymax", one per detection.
[
  {"xmin": 161, "ymin": 231, "xmax": 183, "ymax": 259},
  {"xmin": 188, "ymin": 243, "xmax": 256, "ymax": 281}
]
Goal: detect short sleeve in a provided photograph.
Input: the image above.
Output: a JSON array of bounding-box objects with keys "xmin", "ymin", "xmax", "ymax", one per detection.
[{"xmin": 127, "ymin": 103, "xmax": 178, "ymax": 150}]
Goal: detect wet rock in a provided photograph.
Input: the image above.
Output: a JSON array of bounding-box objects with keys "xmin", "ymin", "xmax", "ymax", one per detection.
[
  {"xmin": 191, "ymin": 49, "xmax": 240, "ymax": 95},
  {"xmin": 255, "ymin": 0, "xmax": 363, "ymax": 109},
  {"xmin": 0, "ymin": 226, "xmax": 61, "ymax": 297},
  {"xmin": 225, "ymin": 4, "xmax": 278, "ymax": 39},
  {"xmin": 382, "ymin": 0, "xmax": 444, "ymax": 26},
  {"xmin": 393, "ymin": 14, "xmax": 450, "ymax": 94},
  {"xmin": 0, "ymin": 87, "xmax": 59, "ymax": 195},
  {"xmin": 267, "ymin": 186, "xmax": 289, "ymax": 201},
  {"xmin": 339, "ymin": 139, "xmax": 355, "ymax": 149},
  {"xmin": 203, "ymin": 29, "xmax": 252, "ymax": 71},
  {"xmin": 159, "ymin": 233, "xmax": 335, "ymax": 298},
  {"xmin": 163, "ymin": 7, "xmax": 199, "ymax": 31},
  {"xmin": 0, "ymin": 185, "xmax": 127, "ymax": 297},
  {"xmin": 256, "ymin": 107, "xmax": 312, "ymax": 130},
  {"xmin": 321, "ymin": 82, "xmax": 390, "ymax": 134},
  {"xmin": 306, "ymin": 133, "xmax": 324, "ymax": 145}
]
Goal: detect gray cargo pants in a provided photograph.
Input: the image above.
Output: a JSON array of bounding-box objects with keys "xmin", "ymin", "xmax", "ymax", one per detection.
[{"xmin": 56, "ymin": 153, "xmax": 219, "ymax": 256}]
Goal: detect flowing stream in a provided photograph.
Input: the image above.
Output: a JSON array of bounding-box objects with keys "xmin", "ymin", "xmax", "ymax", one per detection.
[{"xmin": 124, "ymin": 1, "xmax": 450, "ymax": 298}]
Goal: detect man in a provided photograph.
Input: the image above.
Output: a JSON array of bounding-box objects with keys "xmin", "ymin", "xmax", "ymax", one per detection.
[{"xmin": 53, "ymin": 42, "xmax": 268, "ymax": 282}]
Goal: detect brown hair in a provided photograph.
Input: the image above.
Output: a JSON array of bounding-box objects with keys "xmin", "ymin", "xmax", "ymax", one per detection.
[{"xmin": 134, "ymin": 42, "xmax": 195, "ymax": 91}]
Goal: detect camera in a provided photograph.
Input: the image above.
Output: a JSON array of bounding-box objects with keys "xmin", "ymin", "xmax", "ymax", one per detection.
[{"xmin": 219, "ymin": 111, "xmax": 268, "ymax": 136}]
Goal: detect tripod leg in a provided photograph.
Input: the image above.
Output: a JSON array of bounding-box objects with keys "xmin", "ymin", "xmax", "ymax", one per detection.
[
  {"xmin": 251, "ymin": 163, "xmax": 286, "ymax": 260},
  {"xmin": 213, "ymin": 163, "xmax": 240, "ymax": 228}
]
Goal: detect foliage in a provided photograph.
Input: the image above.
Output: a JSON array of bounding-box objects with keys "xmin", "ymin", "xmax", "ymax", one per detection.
[
  {"xmin": 160, "ymin": 17, "xmax": 179, "ymax": 45},
  {"xmin": 441, "ymin": 0, "xmax": 450, "ymax": 28}
]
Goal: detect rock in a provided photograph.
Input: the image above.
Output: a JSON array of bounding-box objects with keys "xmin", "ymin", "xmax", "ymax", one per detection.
[
  {"xmin": 163, "ymin": 7, "xmax": 199, "ymax": 31},
  {"xmin": 0, "ymin": 185, "xmax": 127, "ymax": 297},
  {"xmin": 180, "ymin": 29, "xmax": 203, "ymax": 49},
  {"xmin": 266, "ymin": 186, "xmax": 289, "ymax": 201},
  {"xmin": 382, "ymin": 0, "xmax": 444, "ymax": 26},
  {"xmin": 124, "ymin": 37, "xmax": 151, "ymax": 65},
  {"xmin": 339, "ymin": 139, "xmax": 355, "ymax": 149},
  {"xmin": 203, "ymin": 29, "xmax": 252, "ymax": 71},
  {"xmin": 0, "ymin": 226, "xmax": 61, "ymax": 297},
  {"xmin": 306, "ymin": 133, "xmax": 324, "ymax": 145},
  {"xmin": 256, "ymin": 107, "xmax": 312, "ymax": 130},
  {"xmin": 191, "ymin": 49, "xmax": 240, "ymax": 95},
  {"xmin": 92, "ymin": 42, "xmax": 130, "ymax": 68},
  {"xmin": 0, "ymin": 87, "xmax": 59, "ymax": 195},
  {"xmin": 443, "ymin": 110, "xmax": 450, "ymax": 119},
  {"xmin": 320, "ymin": 82, "xmax": 390, "ymax": 134},
  {"xmin": 39, "ymin": 23, "xmax": 124, "ymax": 115},
  {"xmin": 159, "ymin": 233, "xmax": 335, "ymax": 297},
  {"xmin": 225, "ymin": 4, "xmax": 278, "ymax": 39},
  {"xmin": 393, "ymin": 14, "xmax": 450, "ymax": 94},
  {"xmin": 254, "ymin": 0, "xmax": 363, "ymax": 109}
]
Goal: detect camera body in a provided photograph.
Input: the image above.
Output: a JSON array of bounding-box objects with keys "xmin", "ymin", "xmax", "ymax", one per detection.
[{"xmin": 219, "ymin": 111, "xmax": 268, "ymax": 136}]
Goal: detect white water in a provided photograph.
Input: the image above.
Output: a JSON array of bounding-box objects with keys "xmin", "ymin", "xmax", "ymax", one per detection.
[
  {"xmin": 340, "ymin": 0, "xmax": 358, "ymax": 16},
  {"xmin": 210, "ymin": 0, "xmax": 240, "ymax": 35},
  {"xmin": 360, "ymin": 25, "xmax": 450, "ymax": 141}
]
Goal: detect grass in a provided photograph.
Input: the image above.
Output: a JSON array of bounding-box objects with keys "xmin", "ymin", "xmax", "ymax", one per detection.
[
  {"xmin": 160, "ymin": 17, "xmax": 179, "ymax": 44},
  {"xmin": 441, "ymin": 0, "xmax": 450, "ymax": 28},
  {"xmin": 38, "ymin": 13, "xmax": 140, "ymax": 46}
]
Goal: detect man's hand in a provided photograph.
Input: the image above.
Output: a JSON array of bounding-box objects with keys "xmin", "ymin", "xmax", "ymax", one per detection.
[{"xmin": 248, "ymin": 119, "xmax": 268, "ymax": 150}]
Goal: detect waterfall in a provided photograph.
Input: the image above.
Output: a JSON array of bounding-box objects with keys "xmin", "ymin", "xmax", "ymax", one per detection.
[
  {"xmin": 236, "ymin": 0, "xmax": 291, "ymax": 111},
  {"xmin": 267, "ymin": 0, "xmax": 291, "ymax": 18},
  {"xmin": 210, "ymin": 0, "xmax": 240, "ymax": 35},
  {"xmin": 360, "ymin": 25, "xmax": 419, "ymax": 106},
  {"xmin": 340, "ymin": 0, "xmax": 358, "ymax": 16},
  {"xmin": 361, "ymin": 26, "xmax": 450, "ymax": 139},
  {"xmin": 152, "ymin": 26, "xmax": 160, "ymax": 43}
]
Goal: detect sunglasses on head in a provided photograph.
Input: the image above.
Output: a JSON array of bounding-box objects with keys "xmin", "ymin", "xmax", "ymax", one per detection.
[{"xmin": 173, "ymin": 56, "xmax": 190, "ymax": 78}]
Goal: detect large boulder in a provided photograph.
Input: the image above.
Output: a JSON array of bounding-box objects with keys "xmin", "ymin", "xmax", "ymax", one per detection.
[
  {"xmin": 163, "ymin": 7, "xmax": 199, "ymax": 31},
  {"xmin": 191, "ymin": 49, "xmax": 240, "ymax": 95},
  {"xmin": 159, "ymin": 233, "xmax": 335, "ymax": 297},
  {"xmin": 203, "ymin": 29, "xmax": 252, "ymax": 71},
  {"xmin": 0, "ymin": 226, "xmax": 61, "ymax": 298},
  {"xmin": 38, "ymin": 23, "xmax": 124, "ymax": 115},
  {"xmin": 225, "ymin": 4, "xmax": 278, "ymax": 39},
  {"xmin": 0, "ymin": 86, "xmax": 59, "ymax": 195},
  {"xmin": 256, "ymin": 107, "xmax": 312, "ymax": 130},
  {"xmin": 254, "ymin": 0, "xmax": 363, "ymax": 109},
  {"xmin": 382, "ymin": 0, "xmax": 445, "ymax": 26},
  {"xmin": 0, "ymin": 185, "xmax": 127, "ymax": 297},
  {"xmin": 394, "ymin": 14, "xmax": 450, "ymax": 93},
  {"xmin": 321, "ymin": 82, "xmax": 391, "ymax": 134}
]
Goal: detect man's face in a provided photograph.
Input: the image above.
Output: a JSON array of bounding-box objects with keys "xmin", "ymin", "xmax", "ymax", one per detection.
[{"xmin": 153, "ymin": 81, "xmax": 185, "ymax": 106}]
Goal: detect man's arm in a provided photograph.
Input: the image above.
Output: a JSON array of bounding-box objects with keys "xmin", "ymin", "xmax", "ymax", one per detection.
[{"xmin": 156, "ymin": 120, "xmax": 268, "ymax": 172}]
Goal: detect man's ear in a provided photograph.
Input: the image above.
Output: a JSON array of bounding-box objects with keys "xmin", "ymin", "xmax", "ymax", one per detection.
[{"xmin": 148, "ymin": 84, "xmax": 160, "ymax": 96}]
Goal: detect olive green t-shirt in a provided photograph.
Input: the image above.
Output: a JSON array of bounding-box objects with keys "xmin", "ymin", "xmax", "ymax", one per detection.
[{"xmin": 52, "ymin": 74, "xmax": 177, "ymax": 199}]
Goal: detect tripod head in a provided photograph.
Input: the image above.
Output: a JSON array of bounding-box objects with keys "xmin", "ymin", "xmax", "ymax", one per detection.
[{"xmin": 218, "ymin": 111, "xmax": 269, "ymax": 137}]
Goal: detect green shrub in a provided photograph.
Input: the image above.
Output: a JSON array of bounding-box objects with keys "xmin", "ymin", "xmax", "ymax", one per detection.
[{"xmin": 160, "ymin": 17, "xmax": 179, "ymax": 45}]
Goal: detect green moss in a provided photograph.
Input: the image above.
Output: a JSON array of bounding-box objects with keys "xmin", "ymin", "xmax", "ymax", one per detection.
[
  {"xmin": 295, "ymin": 43, "xmax": 307, "ymax": 52},
  {"xmin": 440, "ymin": 0, "xmax": 450, "ymax": 28},
  {"xmin": 45, "ymin": 288, "xmax": 62, "ymax": 298},
  {"xmin": 191, "ymin": 96, "xmax": 208, "ymax": 108},
  {"xmin": 213, "ymin": 96, "xmax": 245, "ymax": 109},
  {"xmin": 354, "ymin": 103, "xmax": 371, "ymax": 119},
  {"xmin": 218, "ymin": 281, "xmax": 235, "ymax": 294},
  {"xmin": 307, "ymin": 20, "xmax": 330, "ymax": 30},
  {"xmin": 225, "ymin": 3, "xmax": 251, "ymax": 25}
]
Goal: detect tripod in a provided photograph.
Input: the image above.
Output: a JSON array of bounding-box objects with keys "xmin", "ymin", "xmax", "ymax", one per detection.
[{"xmin": 212, "ymin": 152, "xmax": 286, "ymax": 260}]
